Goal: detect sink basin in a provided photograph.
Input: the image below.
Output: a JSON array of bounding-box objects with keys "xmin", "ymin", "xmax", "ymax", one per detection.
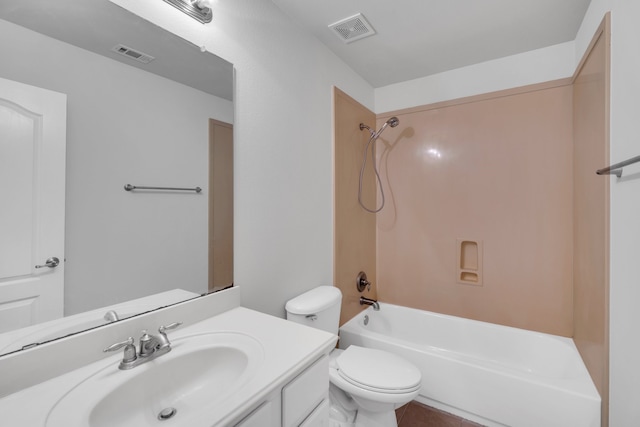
[{"xmin": 45, "ymin": 332, "xmax": 264, "ymax": 427}]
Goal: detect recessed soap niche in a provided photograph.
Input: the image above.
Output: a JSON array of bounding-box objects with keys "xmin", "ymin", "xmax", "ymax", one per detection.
[{"xmin": 456, "ymin": 239, "xmax": 483, "ymax": 286}]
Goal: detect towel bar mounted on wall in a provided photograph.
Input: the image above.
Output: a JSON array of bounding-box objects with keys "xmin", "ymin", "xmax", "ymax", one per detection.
[
  {"xmin": 124, "ymin": 184, "xmax": 202, "ymax": 193},
  {"xmin": 596, "ymin": 155, "xmax": 640, "ymax": 178}
]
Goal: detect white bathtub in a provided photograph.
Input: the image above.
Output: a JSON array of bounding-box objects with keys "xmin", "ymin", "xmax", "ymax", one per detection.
[{"xmin": 339, "ymin": 303, "xmax": 600, "ymax": 427}]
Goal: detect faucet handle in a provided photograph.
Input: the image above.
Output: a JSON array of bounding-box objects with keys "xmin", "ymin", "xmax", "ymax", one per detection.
[
  {"xmin": 157, "ymin": 322, "xmax": 182, "ymax": 349},
  {"xmin": 357, "ymin": 271, "xmax": 371, "ymax": 292},
  {"xmin": 159, "ymin": 322, "xmax": 182, "ymax": 334},
  {"xmin": 103, "ymin": 337, "xmax": 134, "ymax": 352},
  {"xmin": 103, "ymin": 337, "xmax": 137, "ymax": 364}
]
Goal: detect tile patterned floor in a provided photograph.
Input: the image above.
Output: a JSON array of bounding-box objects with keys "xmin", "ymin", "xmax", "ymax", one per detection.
[{"xmin": 396, "ymin": 401, "xmax": 486, "ymax": 427}]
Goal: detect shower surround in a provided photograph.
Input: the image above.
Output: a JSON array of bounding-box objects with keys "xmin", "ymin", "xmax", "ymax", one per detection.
[
  {"xmin": 375, "ymin": 81, "xmax": 574, "ymax": 337},
  {"xmin": 333, "ymin": 13, "xmax": 609, "ymax": 427}
]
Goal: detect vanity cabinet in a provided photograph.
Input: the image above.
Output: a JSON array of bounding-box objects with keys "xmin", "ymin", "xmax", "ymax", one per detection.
[
  {"xmin": 234, "ymin": 402, "xmax": 273, "ymax": 427},
  {"xmin": 299, "ymin": 399, "xmax": 330, "ymax": 427},
  {"xmin": 232, "ymin": 355, "xmax": 329, "ymax": 427},
  {"xmin": 282, "ymin": 355, "xmax": 329, "ymax": 427},
  {"xmin": 0, "ymin": 293, "xmax": 338, "ymax": 427}
]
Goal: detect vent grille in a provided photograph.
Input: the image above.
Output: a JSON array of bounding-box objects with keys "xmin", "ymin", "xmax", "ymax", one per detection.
[
  {"xmin": 328, "ymin": 13, "xmax": 376, "ymax": 44},
  {"xmin": 111, "ymin": 44, "xmax": 155, "ymax": 64}
]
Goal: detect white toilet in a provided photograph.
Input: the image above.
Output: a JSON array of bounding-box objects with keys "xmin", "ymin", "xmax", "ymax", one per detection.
[{"xmin": 286, "ymin": 286, "xmax": 421, "ymax": 427}]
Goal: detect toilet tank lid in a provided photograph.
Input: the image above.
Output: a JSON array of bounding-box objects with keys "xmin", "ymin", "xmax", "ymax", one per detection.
[{"xmin": 285, "ymin": 286, "xmax": 342, "ymax": 315}]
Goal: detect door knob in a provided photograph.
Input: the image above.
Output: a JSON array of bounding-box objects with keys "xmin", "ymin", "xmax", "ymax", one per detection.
[{"xmin": 35, "ymin": 257, "xmax": 60, "ymax": 269}]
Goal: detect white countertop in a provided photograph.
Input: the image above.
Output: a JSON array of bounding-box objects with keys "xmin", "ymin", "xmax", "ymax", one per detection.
[{"xmin": 0, "ymin": 300, "xmax": 337, "ymax": 426}]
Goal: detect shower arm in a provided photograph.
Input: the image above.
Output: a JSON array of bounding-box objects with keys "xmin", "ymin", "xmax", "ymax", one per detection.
[{"xmin": 359, "ymin": 123, "xmax": 375, "ymax": 138}]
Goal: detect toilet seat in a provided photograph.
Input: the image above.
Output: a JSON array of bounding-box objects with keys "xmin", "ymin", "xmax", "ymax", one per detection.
[{"xmin": 333, "ymin": 346, "xmax": 421, "ymax": 394}]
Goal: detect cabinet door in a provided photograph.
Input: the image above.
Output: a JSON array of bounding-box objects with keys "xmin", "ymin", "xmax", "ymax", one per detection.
[
  {"xmin": 282, "ymin": 355, "xmax": 329, "ymax": 427},
  {"xmin": 234, "ymin": 402, "xmax": 272, "ymax": 427},
  {"xmin": 300, "ymin": 399, "xmax": 329, "ymax": 427}
]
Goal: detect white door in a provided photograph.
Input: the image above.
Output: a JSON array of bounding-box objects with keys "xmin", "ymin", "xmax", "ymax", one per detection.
[{"xmin": 0, "ymin": 77, "xmax": 66, "ymax": 334}]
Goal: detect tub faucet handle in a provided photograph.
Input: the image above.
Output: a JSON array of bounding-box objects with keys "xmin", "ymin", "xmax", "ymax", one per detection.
[{"xmin": 357, "ymin": 271, "xmax": 371, "ymax": 292}]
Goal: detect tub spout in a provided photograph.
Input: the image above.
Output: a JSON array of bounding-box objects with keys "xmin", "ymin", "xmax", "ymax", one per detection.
[{"xmin": 360, "ymin": 296, "xmax": 380, "ymax": 311}]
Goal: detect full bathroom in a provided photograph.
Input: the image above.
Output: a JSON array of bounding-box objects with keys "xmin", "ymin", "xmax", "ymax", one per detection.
[{"xmin": 1, "ymin": 0, "xmax": 639, "ymax": 426}]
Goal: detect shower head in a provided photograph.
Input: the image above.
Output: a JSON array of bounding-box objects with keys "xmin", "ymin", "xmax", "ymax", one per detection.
[
  {"xmin": 359, "ymin": 116, "xmax": 400, "ymax": 139},
  {"xmin": 356, "ymin": 116, "xmax": 400, "ymax": 213},
  {"xmin": 374, "ymin": 116, "xmax": 400, "ymax": 138}
]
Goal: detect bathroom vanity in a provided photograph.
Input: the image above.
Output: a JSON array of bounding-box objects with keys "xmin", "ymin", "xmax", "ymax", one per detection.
[{"xmin": 0, "ymin": 287, "xmax": 337, "ymax": 426}]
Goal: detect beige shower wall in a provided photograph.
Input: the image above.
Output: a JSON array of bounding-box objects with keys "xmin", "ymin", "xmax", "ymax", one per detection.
[
  {"xmin": 572, "ymin": 14, "xmax": 610, "ymax": 426},
  {"xmin": 333, "ymin": 87, "xmax": 378, "ymax": 325},
  {"xmin": 375, "ymin": 82, "xmax": 574, "ymax": 336}
]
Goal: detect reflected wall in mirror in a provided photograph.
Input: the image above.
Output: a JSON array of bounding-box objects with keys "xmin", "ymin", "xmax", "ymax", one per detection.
[{"xmin": 0, "ymin": 0, "xmax": 234, "ymax": 356}]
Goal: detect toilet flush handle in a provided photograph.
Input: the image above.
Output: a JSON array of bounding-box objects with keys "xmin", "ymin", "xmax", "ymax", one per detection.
[{"xmin": 305, "ymin": 314, "xmax": 318, "ymax": 321}]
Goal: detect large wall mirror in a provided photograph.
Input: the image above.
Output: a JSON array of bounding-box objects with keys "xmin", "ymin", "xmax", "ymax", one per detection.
[{"xmin": 0, "ymin": 0, "xmax": 234, "ymax": 356}]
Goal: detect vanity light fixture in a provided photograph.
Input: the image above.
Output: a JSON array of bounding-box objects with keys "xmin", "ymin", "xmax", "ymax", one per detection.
[{"xmin": 162, "ymin": 0, "xmax": 213, "ymax": 24}]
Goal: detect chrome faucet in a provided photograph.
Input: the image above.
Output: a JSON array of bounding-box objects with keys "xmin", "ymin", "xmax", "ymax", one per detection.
[
  {"xmin": 103, "ymin": 310, "xmax": 120, "ymax": 323},
  {"xmin": 104, "ymin": 322, "xmax": 182, "ymax": 370},
  {"xmin": 360, "ymin": 296, "xmax": 380, "ymax": 311}
]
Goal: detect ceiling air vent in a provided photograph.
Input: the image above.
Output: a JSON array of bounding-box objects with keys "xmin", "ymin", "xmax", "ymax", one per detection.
[
  {"xmin": 111, "ymin": 44, "xmax": 155, "ymax": 64},
  {"xmin": 328, "ymin": 13, "xmax": 376, "ymax": 44}
]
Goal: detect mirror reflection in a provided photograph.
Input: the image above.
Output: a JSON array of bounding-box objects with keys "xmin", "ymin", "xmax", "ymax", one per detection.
[{"xmin": 0, "ymin": 0, "xmax": 234, "ymax": 356}]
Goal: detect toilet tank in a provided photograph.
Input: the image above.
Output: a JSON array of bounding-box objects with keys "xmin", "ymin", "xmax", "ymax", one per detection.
[{"xmin": 285, "ymin": 286, "xmax": 342, "ymax": 334}]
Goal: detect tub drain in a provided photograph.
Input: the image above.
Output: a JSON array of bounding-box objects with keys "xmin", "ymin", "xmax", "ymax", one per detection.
[{"xmin": 158, "ymin": 407, "xmax": 177, "ymax": 421}]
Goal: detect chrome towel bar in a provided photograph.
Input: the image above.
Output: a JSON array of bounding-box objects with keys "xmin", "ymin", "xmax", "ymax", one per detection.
[
  {"xmin": 596, "ymin": 155, "xmax": 640, "ymax": 178},
  {"xmin": 124, "ymin": 184, "xmax": 202, "ymax": 193}
]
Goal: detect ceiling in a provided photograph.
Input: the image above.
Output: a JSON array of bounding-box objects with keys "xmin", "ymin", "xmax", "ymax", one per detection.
[
  {"xmin": 0, "ymin": 0, "xmax": 233, "ymax": 101},
  {"xmin": 271, "ymin": 0, "xmax": 592, "ymax": 88},
  {"xmin": 0, "ymin": 0, "xmax": 592, "ymax": 95}
]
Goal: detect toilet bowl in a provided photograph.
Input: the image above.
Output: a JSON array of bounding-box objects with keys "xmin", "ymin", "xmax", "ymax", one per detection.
[
  {"xmin": 286, "ymin": 286, "xmax": 421, "ymax": 427},
  {"xmin": 328, "ymin": 347, "xmax": 421, "ymax": 427}
]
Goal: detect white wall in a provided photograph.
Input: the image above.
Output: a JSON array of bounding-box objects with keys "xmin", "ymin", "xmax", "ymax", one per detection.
[
  {"xmin": 577, "ymin": 1, "xmax": 640, "ymax": 425},
  {"xmin": 0, "ymin": 19, "xmax": 232, "ymax": 314},
  {"xmin": 109, "ymin": 0, "xmax": 374, "ymax": 317},
  {"xmin": 374, "ymin": 41, "xmax": 576, "ymax": 113}
]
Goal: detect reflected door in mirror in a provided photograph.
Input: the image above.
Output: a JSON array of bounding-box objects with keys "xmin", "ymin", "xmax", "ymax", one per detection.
[
  {"xmin": 209, "ymin": 119, "xmax": 233, "ymax": 291},
  {"xmin": 0, "ymin": 77, "xmax": 66, "ymax": 332}
]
